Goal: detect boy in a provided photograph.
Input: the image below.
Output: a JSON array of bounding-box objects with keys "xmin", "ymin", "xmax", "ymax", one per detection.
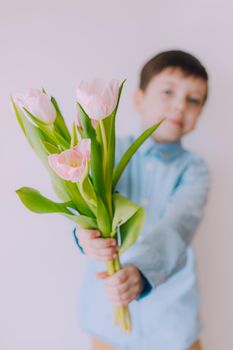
[{"xmin": 74, "ymin": 50, "xmax": 210, "ymax": 350}]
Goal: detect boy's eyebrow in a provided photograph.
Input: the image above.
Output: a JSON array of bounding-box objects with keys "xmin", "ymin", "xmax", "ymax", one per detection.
[
  {"xmin": 158, "ymin": 81, "xmax": 205, "ymax": 97},
  {"xmin": 186, "ymin": 88, "xmax": 206, "ymax": 97},
  {"xmin": 158, "ymin": 81, "xmax": 176, "ymax": 87},
  {"xmin": 188, "ymin": 92, "xmax": 203, "ymax": 97}
]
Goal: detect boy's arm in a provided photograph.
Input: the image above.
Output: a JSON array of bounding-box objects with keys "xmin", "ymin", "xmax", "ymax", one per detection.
[{"xmin": 128, "ymin": 157, "xmax": 210, "ymax": 299}]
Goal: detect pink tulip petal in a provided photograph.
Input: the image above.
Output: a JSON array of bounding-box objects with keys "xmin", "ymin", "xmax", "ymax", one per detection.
[
  {"xmin": 90, "ymin": 79, "xmax": 108, "ymax": 95},
  {"xmin": 26, "ymin": 88, "xmax": 41, "ymax": 98},
  {"xmin": 76, "ymin": 78, "xmax": 119, "ymax": 120},
  {"xmin": 86, "ymin": 95, "xmax": 107, "ymax": 120},
  {"xmin": 59, "ymin": 149, "xmax": 82, "ymax": 166},
  {"xmin": 75, "ymin": 139, "xmax": 91, "ymax": 160},
  {"xmin": 14, "ymin": 88, "xmax": 56, "ymax": 124},
  {"xmin": 36, "ymin": 94, "xmax": 56, "ymax": 123},
  {"xmin": 78, "ymin": 81, "xmax": 91, "ymax": 94},
  {"xmin": 48, "ymin": 142, "xmax": 90, "ymax": 183},
  {"xmin": 48, "ymin": 153, "xmax": 60, "ymax": 169}
]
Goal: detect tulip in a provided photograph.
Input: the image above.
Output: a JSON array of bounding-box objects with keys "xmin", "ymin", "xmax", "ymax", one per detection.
[
  {"xmin": 76, "ymin": 79, "xmax": 119, "ymax": 120},
  {"xmin": 48, "ymin": 139, "xmax": 91, "ymax": 182},
  {"xmin": 13, "ymin": 88, "xmax": 56, "ymax": 124}
]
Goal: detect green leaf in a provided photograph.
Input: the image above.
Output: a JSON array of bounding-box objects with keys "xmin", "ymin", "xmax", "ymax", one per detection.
[
  {"xmin": 64, "ymin": 181, "xmax": 94, "ymax": 217},
  {"xmin": 119, "ymin": 207, "xmax": 145, "ymax": 255},
  {"xmin": 63, "ymin": 213, "xmax": 98, "ymax": 229},
  {"xmin": 23, "ymin": 107, "xmax": 70, "ymax": 149},
  {"xmin": 98, "ymin": 81, "xmax": 126, "ymax": 218},
  {"xmin": 96, "ymin": 196, "xmax": 111, "ymax": 237},
  {"xmin": 78, "ymin": 103, "xmax": 105, "ymax": 198},
  {"xmin": 77, "ymin": 126, "xmax": 85, "ymax": 139},
  {"xmin": 23, "ymin": 107, "xmax": 49, "ymax": 127},
  {"xmin": 50, "ymin": 176, "xmax": 70, "ymax": 202},
  {"xmin": 51, "ymin": 96, "xmax": 71, "ymax": 142},
  {"xmin": 12, "ymin": 101, "xmax": 82, "ymax": 205},
  {"xmin": 113, "ymin": 119, "xmax": 164, "ymax": 188},
  {"xmin": 12, "ymin": 102, "xmax": 72, "ymax": 202},
  {"xmin": 95, "ymin": 122, "xmax": 102, "ymax": 144},
  {"xmin": 16, "ymin": 187, "xmax": 72, "ymax": 214},
  {"xmin": 41, "ymin": 140, "xmax": 60, "ymax": 154},
  {"xmin": 112, "ymin": 193, "xmax": 140, "ymax": 230},
  {"xmin": 16, "ymin": 186, "xmax": 97, "ymax": 229},
  {"xmin": 101, "ymin": 80, "xmax": 126, "ymax": 179},
  {"xmin": 111, "ymin": 193, "xmax": 146, "ymax": 255},
  {"xmin": 53, "ymin": 130, "xmax": 70, "ymax": 149},
  {"xmin": 77, "ymin": 169, "xmax": 97, "ymax": 216},
  {"xmin": 12, "ymin": 100, "xmax": 93, "ymax": 211},
  {"xmin": 13, "ymin": 101, "xmax": 52, "ymax": 165},
  {"xmin": 102, "ymin": 114, "xmax": 115, "ymax": 216},
  {"xmin": 112, "ymin": 79, "xmax": 126, "ymax": 118},
  {"xmin": 78, "ymin": 103, "xmax": 95, "ymax": 139},
  {"xmin": 11, "ymin": 97, "xmax": 26, "ymax": 135},
  {"xmin": 71, "ymin": 121, "xmax": 78, "ymax": 148}
]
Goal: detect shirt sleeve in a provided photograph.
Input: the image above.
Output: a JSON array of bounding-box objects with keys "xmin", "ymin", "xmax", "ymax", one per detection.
[
  {"xmin": 128, "ymin": 156, "xmax": 211, "ymax": 300},
  {"xmin": 73, "ymin": 226, "xmax": 85, "ymax": 254}
]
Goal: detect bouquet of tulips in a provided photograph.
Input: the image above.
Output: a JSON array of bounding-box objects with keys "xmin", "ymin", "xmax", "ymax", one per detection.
[{"xmin": 11, "ymin": 79, "xmax": 162, "ymax": 332}]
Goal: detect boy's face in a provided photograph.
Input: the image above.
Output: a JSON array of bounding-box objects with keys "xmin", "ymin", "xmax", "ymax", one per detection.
[{"xmin": 133, "ymin": 67, "xmax": 208, "ymax": 143}]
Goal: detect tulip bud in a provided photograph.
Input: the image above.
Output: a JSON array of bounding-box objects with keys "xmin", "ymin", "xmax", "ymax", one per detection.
[
  {"xmin": 76, "ymin": 79, "xmax": 119, "ymax": 120},
  {"xmin": 13, "ymin": 88, "xmax": 56, "ymax": 124}
]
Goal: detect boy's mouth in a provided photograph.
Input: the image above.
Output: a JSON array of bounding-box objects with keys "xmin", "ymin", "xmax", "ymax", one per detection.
[{"xmin": 165, "ymin": 118, "xmax": 184, "ymax": 128}]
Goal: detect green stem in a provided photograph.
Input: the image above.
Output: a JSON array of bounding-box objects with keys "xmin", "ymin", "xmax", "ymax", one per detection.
[
  {"xmin": 106, "ymin": 192, "xmax": 113, "ymax": 218},
  {"xmin": 99, "ymin": 120, "xmax": 113, "ymax": 218},
  {"xmin": 47, "ymin": 124, "xmax": 69, "ymax": 150},
  {"xmin": 99, "ymin": 120, "xmax": 107, "ymax": 178},
  {"xmin": 114, "ymin": 255, "xmax": 121, "ymax": 271},
  {"xmin": 106, "ymin": 256, "xmax": 132, "ymax": 333},
  {"xmin": 77, "ymin": 177, "xmax": 97, "ymax": 216},
  {"xmin": 106, "ymin": 260, "xmax": 115, "ymax": 276}
]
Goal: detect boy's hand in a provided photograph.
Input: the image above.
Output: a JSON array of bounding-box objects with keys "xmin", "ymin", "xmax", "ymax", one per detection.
[
  {"xmin": 75, "ymin": 227, "xmax": 119, "ymax": 261},
  {"xmin": 96, "ymin": 265, "xmax": 145, "ymax": 306}
]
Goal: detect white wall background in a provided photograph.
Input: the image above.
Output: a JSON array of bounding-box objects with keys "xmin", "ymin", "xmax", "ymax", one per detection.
[{"xmin": 1, "ymin": 1, "xmax": 233, "ymax": 349}]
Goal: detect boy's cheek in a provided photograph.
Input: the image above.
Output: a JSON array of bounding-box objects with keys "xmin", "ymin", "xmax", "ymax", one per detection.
[
  {"xmin": 182, "ymin": 118, "xmax": 198, "ymax": 134},
  {"xmin": 141, "ymin": 114, "xmax": 163, "ymax": 130},
  {"xmin": 140, "ymin": 98, "xmax": 164, "ymax": 120}
]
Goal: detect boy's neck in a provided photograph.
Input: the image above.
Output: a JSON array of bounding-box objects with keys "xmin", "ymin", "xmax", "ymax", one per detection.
[{"xmin": 139, "ymin": 136, "xmax": 183, "ymax": 161}]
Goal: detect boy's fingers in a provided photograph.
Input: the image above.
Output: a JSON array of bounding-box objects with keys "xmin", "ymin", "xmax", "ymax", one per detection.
[
  {"xmin": 110, "ymin": 295, "xmax": 135, "ymax": 307},
  {"xmin": 106, "ymin": 270, "xmax": 128, "ymax": 286},
  {"xmin": 95, "ymin": 271, "xmax": 109, "ymax": 279},
  {"xmin": 76, "ymin": 228, "xmax": 100, "ymax": 240},
  {"xmin": 106, "ymin": 289, "xmax": 135, "ymax": 306},
  {"xmin": 106, "ymin": 279, "xmax": 131, "ymax": 295},
  {"xmin": 96, "ymin": 255, "xmax": 117, "ymax": 262},
  {"xmin": 92, "ymin": 238, "xmax": 117, "ymax": 249},
  {"xmin": 87, "ymin": 248, "xmax": 116, "ymax": 262},
  {"xmin": 94, "ymin": 247, "xmax": 118, "ymax": 257}
]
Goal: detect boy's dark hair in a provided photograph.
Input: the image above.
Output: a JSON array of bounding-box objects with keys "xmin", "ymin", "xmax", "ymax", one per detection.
[{"xmin": 139, "ymin": 50, "xmax": 208, "ymax": 99}]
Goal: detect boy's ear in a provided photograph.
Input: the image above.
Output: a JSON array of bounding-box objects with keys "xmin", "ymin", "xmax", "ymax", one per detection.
[{"xmin": 133, "ymin": 89, "xmax": 144, "ymax": 113}]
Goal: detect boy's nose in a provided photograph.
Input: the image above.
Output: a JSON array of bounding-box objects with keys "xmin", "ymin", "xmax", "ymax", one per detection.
[
  {"xmin": 174, "ymin": 99, "xmax": 185, "ymax": 111},
  {"xmin": 172, "ymin": 98, "xmax": 186, "ymax": 113}
]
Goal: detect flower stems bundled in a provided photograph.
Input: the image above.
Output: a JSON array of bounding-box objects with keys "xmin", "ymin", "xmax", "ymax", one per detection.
[{"xmin": 11, "ymin": 79, "xmax": 163, "ymax": 332}]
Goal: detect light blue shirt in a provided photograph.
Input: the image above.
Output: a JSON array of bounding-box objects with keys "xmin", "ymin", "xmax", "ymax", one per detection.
[{"xmin": 73, "ymin": 135, "xmax": 210, "ymax": 350}]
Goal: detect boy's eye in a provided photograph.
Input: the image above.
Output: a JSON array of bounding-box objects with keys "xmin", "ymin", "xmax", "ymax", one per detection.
[
  {"xmin": 163, "ymin": 89, "xmax": 173, "ymax": 96},
  {"xmin": 187, "ymin": 97, "xmax": 201, "ymax": 105}
]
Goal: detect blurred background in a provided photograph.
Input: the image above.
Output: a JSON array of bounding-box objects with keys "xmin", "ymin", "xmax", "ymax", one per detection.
[{"xmin": 1, "ymin": 0, "xmax": 233, "ymax": 349}]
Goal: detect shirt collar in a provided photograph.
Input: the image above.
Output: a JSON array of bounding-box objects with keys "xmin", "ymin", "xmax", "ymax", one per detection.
[{"xmin": 139, "ymin": 136, "xmax": 184, "ymax": 162}]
